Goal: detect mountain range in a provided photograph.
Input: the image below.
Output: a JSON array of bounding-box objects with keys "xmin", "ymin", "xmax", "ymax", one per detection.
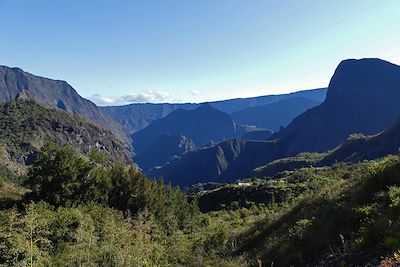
[
  {"xmin": 2, "ymin": 58, "xmax": 400, "ymax": 188},
  {"xmin": 128, "ymin": 90, "xmax": 325, "ymax": 170},
  {"xmin": 101, "ymin": 88, "xmax": 327, "ymax": 134},
  {"xmin": 147, "ymin": 58, "xmax": 400, "ymax": 186},
  {"xmin": 0, "ymin": 64, "xmax": 326, "ymax": 174},
  {"xmin": 2, "ymin": 55, "xmax": 400, "ymax": 267}
]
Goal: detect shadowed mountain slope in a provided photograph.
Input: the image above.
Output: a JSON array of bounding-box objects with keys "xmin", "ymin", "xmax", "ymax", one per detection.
[
  {"xmin": 134, "ymin": 134, "xmax": 195, "ymax": 171},
  {"xmin": 146, "ymin": 139, "xmax": 282, "ymax": 186},
  {"xmin": 275, "ymin": 58, "xmax": 400, "ymax": 155},
  {"xmin": 131, "ymin": 104, "xmax": 236, "ymax": 152},
  {"xmin": 102, "ymin": 88, "xmax": 327, "ymax": 133},
  {"xmin": 147, "ymin": 58, "xmax": 400, "ymax": 186},
  {"xmin": 0, "ymin": 65, "xmax": 129, "ymax": 143},
  {"xmin": 231, "ymin": 97, "xmax": 320, "ymax": 131},
  {"xmin": 320, "ymin": 120, "xmax": 400, "ymax": 165},
  {"xmin": 241, "ymin": 129, "xmax": 273, "ymax": 141}
]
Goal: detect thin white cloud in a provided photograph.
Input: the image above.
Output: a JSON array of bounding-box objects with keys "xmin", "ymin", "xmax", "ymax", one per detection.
[
  {"xmin": 121, "ymin": 90, "xmax": 170, "ymax": 103},
  {"xmin": 89, "ymin": 94, "xmax": 119, "ymax": 106},
  {"xmin": 88, "ymin": 90, "xmax": 170, "ymax": 106},
  {"xmin": 190, "ymin": 90, "xmax": 200, "ymax": 96}
]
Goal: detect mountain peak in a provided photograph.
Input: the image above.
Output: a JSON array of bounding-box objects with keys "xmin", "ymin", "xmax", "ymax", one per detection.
[
  {"xmin": 277, "ymin": 57, "xmax": 400, "ymax": 154},
  {"xmin": 131, "ymin": 101, "xmax": 236, "ymax": 153},
  {"xmin": 326, "ymin": 58, "xmax": 400, "ymax": 104},
  {"xmin": 337, "ymin": 57, "xmax": 391, "ymax": 65},
  {"xmin": 196, "ymin": 102, "xmax": 213, "ymax": 111}
]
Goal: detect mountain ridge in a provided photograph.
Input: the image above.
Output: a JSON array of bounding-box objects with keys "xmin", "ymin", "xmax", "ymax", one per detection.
[
  {"xmin": 0, "ymin": 99, "xmax": 132, "ymax": 173},
  {"xmin": 147, "ymin": 58, "xmax": 400, "ymax": 186},
  {"xmin": 231, "ymin": 97, "xmax": 320, "ymax": 131},
  {"xmin": 102, "ymin": 88, "xmax": 327, "ymax": 133},
  {"xmin": 131, "ymin": 104, "xmax": 237, "ymax": 153},
  {"xmin": 134, "ymin": 134, "xmax": 196, "ymax": 171},
  {"xmin": 0, "ymin": 65, "xmax": 129, "ymax": 144}
]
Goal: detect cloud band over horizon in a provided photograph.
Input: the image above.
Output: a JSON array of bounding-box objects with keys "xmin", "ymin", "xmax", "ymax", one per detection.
[{"xmin": 89, "ymin": 90, "xmax": 171, "ymax": 106}]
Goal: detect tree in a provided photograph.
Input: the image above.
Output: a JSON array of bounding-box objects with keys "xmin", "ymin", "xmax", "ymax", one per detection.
[
  {"xmin": 25, "ymin": 143, "xmax": 91, "ymax": 206},
  {"xmin": 25, "ymin": 143, "xmax": 200, "ymax": 237},
  {"xmin": 132, "ymin": 209, "xmax": 168, "ymax": 266},
  {"xmin": 0, "ymin": 203, "xmax": 52, "ymax": 267},
  {"xmin": 58, "ymin": 214, "xmax": 99, "ymax": 267}
]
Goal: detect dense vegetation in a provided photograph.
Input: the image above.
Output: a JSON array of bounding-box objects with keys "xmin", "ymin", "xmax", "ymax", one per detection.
[
  {"xmin": 192, "ymin": 155, "xmax": 400, "ymax": 266},
  {"xmin": 0, "ymin": 143, "xmax": 248, "ymax": 266},
  {"xmin": 2, "ymin": 140, "xmax": 400, "ymax": 266},
  {"xmin": 0, "ymin": 99, "xmax": 131, "ymax": 172}
]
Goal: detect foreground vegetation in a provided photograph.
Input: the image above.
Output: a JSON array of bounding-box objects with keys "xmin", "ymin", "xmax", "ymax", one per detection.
[
  {"xmin": 0, "ymin": 143, "xmax": 245, "ymax": 266},
  {"xmin": 194, "ymin": 156, "xmax": 400, "ymax": 266},
  {"xmin": 1, "ymin": 143, "xmax": 400, "ymax": 266}
]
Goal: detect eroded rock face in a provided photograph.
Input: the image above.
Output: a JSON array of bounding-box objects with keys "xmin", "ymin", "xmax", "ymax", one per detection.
[{"xmin": 0, "ymin": 100, "xmax": 132, "ymax": 167}]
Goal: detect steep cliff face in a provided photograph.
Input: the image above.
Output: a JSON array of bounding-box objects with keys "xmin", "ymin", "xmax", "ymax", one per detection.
[
  {"xmin": 147, "ymin": 58, "xmax": 400, "ymax": 186},
  {"xmin": 134, "ymin": 134, "xmax": 196, "ymax": 171},
  {"xmin": 276, "ymin": 58, "xmax": 400, "ymax": 155},
  {"xmin": 0, "ymin": 100, "xmax": 132, "ymax": 171},
  {"xmin": 0, "ymin": 65, "xmax": 129, "ymax": 143}
]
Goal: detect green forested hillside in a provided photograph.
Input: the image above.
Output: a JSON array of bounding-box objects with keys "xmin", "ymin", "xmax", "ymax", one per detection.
[
  {"xmin": 194, "ymin": 155, "xmax": 400, "ymax": 266},
  {"xmin": 252, "ymin": 120, "xmax": 400, "ymax": 178},
  {"xmin": 2, "ymin": 140, "xmax": 400, "ymax": 266},
  {"xmin": 0, "ymin": 99, "xmax": 131, "ymax": 174}
]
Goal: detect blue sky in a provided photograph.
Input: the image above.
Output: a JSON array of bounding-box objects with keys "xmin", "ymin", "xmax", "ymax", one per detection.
[{"xmin": 1, "ymin": 0, "xmax": 399, "ymax": 105}]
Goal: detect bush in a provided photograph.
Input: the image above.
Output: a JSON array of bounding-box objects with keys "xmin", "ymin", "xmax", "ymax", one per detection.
[{"xmin": 24, "ymin": 143, "xmax": 199, "ymax": 235}]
